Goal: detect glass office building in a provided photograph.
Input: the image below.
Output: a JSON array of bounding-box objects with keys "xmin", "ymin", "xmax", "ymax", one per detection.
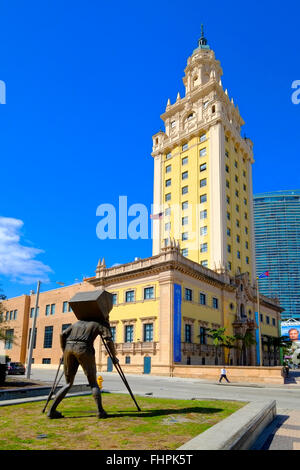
[{"xmin": 253, "ymin": 190, "xmax": 300, "ymax": 320}]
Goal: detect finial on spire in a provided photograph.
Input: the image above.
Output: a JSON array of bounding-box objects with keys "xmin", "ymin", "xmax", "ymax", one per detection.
[
  {"xmin": 198, "ymin": 24, "xmax": 208, "ymax": 47},
  {"xmin": 192, "ymin": 24, "xmax": 210, "ymax": 54}
]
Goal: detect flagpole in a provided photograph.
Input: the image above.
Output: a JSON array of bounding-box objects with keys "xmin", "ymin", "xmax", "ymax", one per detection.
[{"xmin": 256, "ymin": 277, "xmax": 263, "ymax": 367}]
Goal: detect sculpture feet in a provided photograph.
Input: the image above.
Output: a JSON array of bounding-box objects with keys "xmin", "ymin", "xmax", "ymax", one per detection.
[
  {"xmin": 47, "ymin": 410, "xmax": 64, "ymax": 419},
  {"xmin": 98, "ymin": 410, "xmax": 108, "ymax": 419}
]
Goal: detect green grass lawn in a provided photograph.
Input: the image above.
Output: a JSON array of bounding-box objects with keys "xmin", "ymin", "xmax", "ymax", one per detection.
[{"xmin": 0, "ymin": 393, "xmax": 246, "ymax": 450}]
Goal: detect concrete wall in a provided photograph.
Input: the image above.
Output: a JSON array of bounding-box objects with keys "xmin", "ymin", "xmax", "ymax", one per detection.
[
  {"xmin": 94, "ymin": 363, "xmax": 284, "ymax": 384},
  {"xmin": 171, "ymin": 365, "xmax": 283, "ymax": 384}
]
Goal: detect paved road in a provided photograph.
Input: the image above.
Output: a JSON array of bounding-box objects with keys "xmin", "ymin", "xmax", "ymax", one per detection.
[
  {"xmin": 27, "ymin": 367, "xmax": 300, "ymax": 410},
  {"xmin": 15, "ymin": 368, "xmax": 300, "ymax": 450}
]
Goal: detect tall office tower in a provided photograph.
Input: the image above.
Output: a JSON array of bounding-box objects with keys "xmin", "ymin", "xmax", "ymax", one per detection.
[
  {"xmin": 151, "ymin": 28, "xmax": 256, "ymax": 282},
  {"xmin": 253, "ymin": 190, "xmax": 300, "ymax": 320}
]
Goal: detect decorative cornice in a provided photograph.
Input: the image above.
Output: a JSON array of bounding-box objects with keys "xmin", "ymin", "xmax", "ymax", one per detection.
[
  {"xmin": 89, "ymin": 248, "xmax": 283, "ymax": 314},
  {"xmin": 140, "ymin": 316, "xmax": 157, "ymax": 323},
  {"xmin": 160, "ymin": 80, "xmax": 217, "ymax": 120},
  {"xmin": 89, "ymin": 246, "xmax": 236, "ymax": 292},
  {"xmin": 121, "ymin": 318, "xmax": 137, "ymax": 324},
  {"xmin": 259, "ymin": 295, "xmax": 283, "ymax": 313},
  {"xmin": 198, "ymin": 320, "xmax": 209, "ymax": 327},
  {"xmin": 152, "ymin": 109, "xmax": 252, "ymax": 162},
  {"xmin": 183, "ymin": 316, "xmax": 196, "ymax": 323}
]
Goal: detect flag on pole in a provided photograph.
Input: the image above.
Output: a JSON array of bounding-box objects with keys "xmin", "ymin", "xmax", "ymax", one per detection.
[
  {"xmin": 256, "ymin": 271, "xmax": 270, "ymax": 279},
  {"xmin": 150, "ymin": 212, "xmax": 163, "ymax": 220}
]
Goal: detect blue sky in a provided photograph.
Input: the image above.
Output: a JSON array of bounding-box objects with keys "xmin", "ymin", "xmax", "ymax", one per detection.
[{"xmin": 0, "ymin": 0, "xmax": 299, "ymax": 299}]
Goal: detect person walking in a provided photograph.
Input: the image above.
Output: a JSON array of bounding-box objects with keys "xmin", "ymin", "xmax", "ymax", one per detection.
[{"xmin": 219, "ymin": 367, "xmax": 230, "ymax": 383}]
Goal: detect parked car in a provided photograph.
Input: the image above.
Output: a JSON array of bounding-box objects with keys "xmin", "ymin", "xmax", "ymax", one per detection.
[{"xmin": 7, "ymin": 362, "xmax": 26, "ymax": 375}]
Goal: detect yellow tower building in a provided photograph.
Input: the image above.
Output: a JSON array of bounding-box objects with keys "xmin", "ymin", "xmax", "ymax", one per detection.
[{"xmin": 152, "ymin": 28, "xmax": 256, "ymax": 283}]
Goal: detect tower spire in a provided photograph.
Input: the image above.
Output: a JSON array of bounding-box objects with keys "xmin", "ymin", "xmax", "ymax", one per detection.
[{"xmin": 198, "ymin": 24, "xmax": 208, "ymax": 48}]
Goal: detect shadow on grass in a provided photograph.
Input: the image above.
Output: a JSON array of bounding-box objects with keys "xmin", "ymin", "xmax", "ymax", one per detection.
[{"xmin": 62, "ymin": 406, "xmax": 224, "ymax": 420}]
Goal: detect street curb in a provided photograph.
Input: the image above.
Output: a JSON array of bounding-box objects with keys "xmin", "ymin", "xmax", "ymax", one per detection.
[
  {"xmin": 0, "ymin": 384, "xmax": 91, "ymax": 403},
  {"xmin": 178, "ymin": 399, "xmax": 276, "ymax": 450}
]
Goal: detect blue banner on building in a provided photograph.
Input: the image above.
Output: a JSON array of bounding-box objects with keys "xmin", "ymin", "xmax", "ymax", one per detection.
[
  {"xmin": 173, "ymin": 283, "xmax": 182, "ymax": 363},
  {"xmin": 255, "ymin": 311, "xmax": 260, "ymax": 366}
]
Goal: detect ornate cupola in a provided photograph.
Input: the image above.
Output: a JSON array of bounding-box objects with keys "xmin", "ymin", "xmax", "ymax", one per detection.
[
  {"xmin": 183, "ymin": 26, "xmax": 222, "ymax": 94},
  {"xmin": 196, "ymin": 24, "xmax": 210, "ymax": 50}
]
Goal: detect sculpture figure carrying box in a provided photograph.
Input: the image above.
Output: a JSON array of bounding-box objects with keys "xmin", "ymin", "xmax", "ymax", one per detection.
[{"xmin": 46, "ymin": 289, "xmax": 118, "ymax": 419}]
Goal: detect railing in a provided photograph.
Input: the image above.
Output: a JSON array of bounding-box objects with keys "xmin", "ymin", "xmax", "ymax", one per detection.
[
  {"xmin": 105, "ymin": 342, "xmax": 158, "ymax": 355},
  {"xmin": 102, "ymin": 342, "xmax": 215, "ymax": 356},
  {"xmin": 182, "ymin": 343, "xmax": 214, "ymax": 355},
  {"xmin": 182, "ymin": 343, "xmax": 200, "ymax": 354},
  {"xmin": 234, "ymin": 316, "xmax": 255, "ymax": 326}
]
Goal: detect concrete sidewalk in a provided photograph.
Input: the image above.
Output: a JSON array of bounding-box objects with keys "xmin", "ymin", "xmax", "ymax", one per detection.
[{"xmin": 252, "ymin": 410, "xmax": 300, "ymax": 450}]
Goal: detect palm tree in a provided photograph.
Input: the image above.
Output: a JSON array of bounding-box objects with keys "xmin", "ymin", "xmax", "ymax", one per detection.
[
  {"xmin": 222, "ymin": 335, "xmax": 237, "ymax": 365},
  {"xmin": 270, "ymin": 336, "xmax": 292, "ymax": 366},
  {"xmin": 234, "ymin": 330, "xmax": 256, "ymax": 365},
  {"xmin": 207, "ymin": 327, "xmax": 227, "ymax": 365}
]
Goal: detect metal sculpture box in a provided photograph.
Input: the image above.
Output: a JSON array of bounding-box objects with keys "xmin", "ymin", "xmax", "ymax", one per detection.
[{"xmin": 68, "ymin": 289, "xmax": 113, "ymax": 323}]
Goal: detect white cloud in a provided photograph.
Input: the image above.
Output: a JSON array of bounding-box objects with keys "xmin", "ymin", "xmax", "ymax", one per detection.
[{"xmin": 0, "ymin": 216, "xmax": 52, "ymax": 283}]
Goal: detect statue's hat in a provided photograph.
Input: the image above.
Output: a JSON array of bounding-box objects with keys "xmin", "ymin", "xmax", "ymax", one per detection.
[{"xmin": 68, "ymin": 289, "xmax": 113, "ymax": 324}]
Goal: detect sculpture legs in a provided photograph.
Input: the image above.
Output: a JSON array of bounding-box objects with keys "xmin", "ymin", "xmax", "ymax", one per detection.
[
  {"xmin": 82, "ymin": 352, "xmax": 107, "ymax": 418},
  {"xmin": 47, "ymin": 346, "xmax": 107, "ymax": 419},
  {"xmin": 47, "ymin": 383, "xmax": 73, "ymax": 418},
  {"xmin": 90, "ymin": 385, "xmax": 107, "ymax": 418},
  {"xmin": 47, "ymin": 352, "xmax": 78, "ymax": 419}
]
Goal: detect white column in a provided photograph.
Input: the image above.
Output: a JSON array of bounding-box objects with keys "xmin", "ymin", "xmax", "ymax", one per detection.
[
  {"xmin": 247, "ymin": 159, "xmax": 256, "ymax": 284},
  {"xmin": 209, "ymin": 122, "xmax": 226, "ymax": 271},
  {"xmin": 152, "ymin": 154, "xmax": 163, "ymax": 255}
]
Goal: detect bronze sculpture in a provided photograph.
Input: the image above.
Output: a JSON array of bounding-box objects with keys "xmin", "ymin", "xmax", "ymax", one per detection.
[{"xmin": 46, "ymin": 289, "xmax": 118, "ymax": 419}]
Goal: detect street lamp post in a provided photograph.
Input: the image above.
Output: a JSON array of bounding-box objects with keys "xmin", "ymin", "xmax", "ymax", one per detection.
[{"xmin": 26, "ymin": 280, "xmax": 41, "ymax": 379}]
